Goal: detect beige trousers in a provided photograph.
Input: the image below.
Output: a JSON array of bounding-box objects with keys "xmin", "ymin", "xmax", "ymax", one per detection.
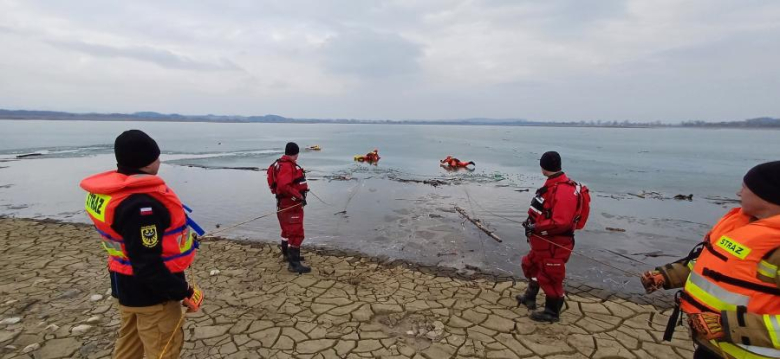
[{"xmin": 114, "ymin": 301, "xmax": 184, "ymax": 359}]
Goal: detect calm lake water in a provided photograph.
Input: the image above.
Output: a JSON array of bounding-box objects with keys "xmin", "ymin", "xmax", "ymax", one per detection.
[{"xmin": 2, "ymin": 119, "xmax": 778, "ymax": 293}]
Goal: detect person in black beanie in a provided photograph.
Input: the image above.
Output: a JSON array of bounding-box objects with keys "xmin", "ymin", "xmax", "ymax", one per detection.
[
  {"xmin": 741, "ymin": 160, "xmax": 780, "ymax": 218},
  {"xmin": 114, "ymin": 129, "xmax": 162, "ymax": 174},
  {"xmin": 268, "ymin": 142, "xmax": 311, "ymax": 273},
  {"xmin": 539, "ymin": 151, "xmax": 562, "ymax": 172},
  {"xmin": 80, "ymin": 130, "xmax": 203, "ymax": 358},
  {"xmin": 640, "ymin": 161, "xmax": 780, "ymax": 359},
  {"xmin": 517, "ymin": 151, "xmax": 591, "ymax": 323}
]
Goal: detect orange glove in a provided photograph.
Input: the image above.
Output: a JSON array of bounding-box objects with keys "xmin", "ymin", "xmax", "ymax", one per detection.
[
  {"xmin": 688, "ymin": 312, "xmax": 725, "ymax": 340},
  {"xmin": 640, "ymin": 270, "xmax": 665, "ymax": 294},
  {"xmin": 182, "ymin": 285, "xmax": 204, "ymax": 313}
]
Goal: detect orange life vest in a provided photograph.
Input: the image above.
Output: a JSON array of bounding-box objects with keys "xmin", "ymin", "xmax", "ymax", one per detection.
[
  {"xmin": 681, "ymin": 208, "xmax": 780, "ymax": 358},
  {"xmin": 80, "ymin": 171, "xmax": 203, "ymax": 276}
]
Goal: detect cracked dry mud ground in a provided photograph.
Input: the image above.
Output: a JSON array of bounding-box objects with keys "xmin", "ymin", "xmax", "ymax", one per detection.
[{"xmin": 0, "ymin": 218, "xmax": 694, "ymax": 358}]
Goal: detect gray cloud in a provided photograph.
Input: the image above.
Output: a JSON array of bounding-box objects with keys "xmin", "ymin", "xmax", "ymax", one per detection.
[
  {"xmin": 0, "ymin": 0, "xmax": 779, "ymax": 121},
  {"xmin": 46, "ymin": 39, "xmax": 244, "ymax": 72}
]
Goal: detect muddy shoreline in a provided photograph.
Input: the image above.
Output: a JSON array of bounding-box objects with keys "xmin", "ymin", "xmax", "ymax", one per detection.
[{"xmin": 0, "ymin": 218, "xmax": 695, "ymax": 358}]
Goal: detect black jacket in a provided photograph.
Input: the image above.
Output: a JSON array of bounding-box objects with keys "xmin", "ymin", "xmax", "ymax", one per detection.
[{"xmin": 109, "ymin": 168, "xmax": 190, "ymax": 307}]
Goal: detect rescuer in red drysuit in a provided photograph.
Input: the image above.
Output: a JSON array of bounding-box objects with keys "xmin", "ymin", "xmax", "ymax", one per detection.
[{"xmin": 517, "ymin": 151, "xmax": 590, "ymax": 323}]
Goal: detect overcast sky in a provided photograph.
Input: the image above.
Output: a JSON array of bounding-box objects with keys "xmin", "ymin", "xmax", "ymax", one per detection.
[{"xmin": 1, "ymin": 0, "xmax": 779, "ymax": 122}]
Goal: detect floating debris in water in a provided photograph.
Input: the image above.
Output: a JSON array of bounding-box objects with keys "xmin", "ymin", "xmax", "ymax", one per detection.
[
  {"xmin": 388, "ymin": 175, "xmax": 453, "ymax": 187},
  {"xmin": 628, "ymin": 191, "xmax": 664, "ymax": 200},
  {"xmin": 324, "ymin": 175, "xmax": 354, "ymax": 181},
  {"xmin": 632, "ymin": 250, "xmax": 677, "ymax": 258},
  {"xmin": 704, "ymin": 196, "xmax": 740, "ymax": 205},
  {"xmin": 16, "ymin": 153, "xmax": 43, "ymax": 159}
]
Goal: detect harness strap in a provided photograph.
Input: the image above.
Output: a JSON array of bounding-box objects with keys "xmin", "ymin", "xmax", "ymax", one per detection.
[
  {"xmin": 186, "ymin": 215, "xmax": 205, "ymax": 236},
  {"xmin": 664, "ymin": 291, "xmax": 685, "ymax": 342},
  {"xmin": 702, "ymin": 238, "xmax": 729, "ymax": 262}
]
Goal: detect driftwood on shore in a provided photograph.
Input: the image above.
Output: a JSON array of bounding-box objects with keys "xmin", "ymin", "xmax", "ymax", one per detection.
[{"xmin": 455, "ymin": 206, "xmax": 502, "ymax": 243}]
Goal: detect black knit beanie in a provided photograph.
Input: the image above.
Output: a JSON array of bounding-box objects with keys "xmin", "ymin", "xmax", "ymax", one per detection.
[
  {"xmin": 285, "ymin": 142, "xmax": 299, "ymax": 156},
  {"xmin": 744, "ymin": 161, "xmax": 780, "ymax": 205},
  {"xmin": 540, "ymin": 151, "xmax": 562, "ymax": 172},
  {"xmin": 114, "ymin": 130, "xmax": 160, "ymax": 169}
]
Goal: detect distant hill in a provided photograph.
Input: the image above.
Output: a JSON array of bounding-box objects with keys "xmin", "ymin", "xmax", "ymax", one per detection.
[
  {"xmin": 0, "ymin": 109, "xmax": 290, "ymax": 123},
  {"xmin": 681, "ymin": 117, "xmax": 780, "ymax": 128},
  {"xmin": 0, "ymin": 109, "xmax": 530, "ymax": 125},
  {"xmin": 1, "ymin": 109, "xmax": 778, "ymax": 128}
]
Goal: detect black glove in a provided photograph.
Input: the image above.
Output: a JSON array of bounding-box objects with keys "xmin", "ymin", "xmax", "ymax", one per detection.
[
  {"xmin": 295, "ymin": 196, "xmax": 307, "ymax": 207},
  {"xmin": 523, "ymin": 222, "xmax": 535, "ymax": 237}
]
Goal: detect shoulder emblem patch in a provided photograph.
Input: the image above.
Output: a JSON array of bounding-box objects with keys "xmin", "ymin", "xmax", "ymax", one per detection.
[{"xmin": 141, "ymin": 225, "xmax": 159, "ymax": 248}]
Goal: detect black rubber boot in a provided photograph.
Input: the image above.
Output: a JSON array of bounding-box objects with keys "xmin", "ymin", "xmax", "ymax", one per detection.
[
  {"xmin": 287, "ymin": 247, "xmax": 311, "ymax": 274},
  {"xmin": 280, "ymin": 240, "xmax": 289, "ymax": 260},
  {"xmin": 280, "ymin": 240, "xmax": 304, "ymax": 261},
  {"xmin": 516, "ymin": 280, "xmax": 539, "ymax": 310},
  {"xmin": 530, "ymin": 297, "xmax": 565, "ymax": 323}
]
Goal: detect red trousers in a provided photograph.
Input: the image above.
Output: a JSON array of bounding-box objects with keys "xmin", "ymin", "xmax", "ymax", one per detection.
[
  {"xmin": 277, "ymin": 198, "xmax": 304, "ymax": 247},
  {"xmin": 521, "ymin": 236, "xmax": 574, "ymax": 298}
]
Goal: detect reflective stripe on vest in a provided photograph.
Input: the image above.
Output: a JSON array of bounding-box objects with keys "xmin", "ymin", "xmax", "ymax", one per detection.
[
  {"xmin": 687, "ymin": 260, "xmax": 696, "ymax": 270},
  {"xmin": 110, "ymin": 243, "xmax": 197, "ymax": 266},
  {"xmin": 717, "ymin": 341, "xmax": 780, "ymax": 359},
  {"xmin": 101, "ymin": 240, "xmax": 126, "ymax": 259},
  {"xmin": 684, "ymin": 271, "xmax": 750, "ymax": 311},
  {"xmin": 98, "ymin": 226, "xmax": 197, "ymax": 265},
  {"xmin": 759, "ymin": 260, "xmax": 778, "ymax": 279},
  {"xmin": 765, "ymin": 314, "xmax": 780, "ymax": 350}
]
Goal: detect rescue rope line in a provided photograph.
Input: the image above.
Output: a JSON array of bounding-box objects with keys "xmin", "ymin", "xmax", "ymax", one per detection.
[
  {"xmin": 308, "ymin": 190, "xmax": 333, "ymax": 206},
  {"xmin": 159, "ymin": 313, "xmax": 186, "ymax": 359},
  {"xmin": 461, "ymin": 188, "xmax": 643, "ymax": 278},
  {"xmin": 470, "ymin": 199, "xmax": 651, "ymax": 268},
  {"xmin": 529, "ymin": 233, "xmax": 643, "ymax": 278},
  {"xmin": 463, "ymin": 189, "xmax": 489, "ymax": 261},
  {"xmin": 202, "ymin": 203, "xmax": 303, "ymax": 239},
  {"xmin": 335, "ymin": 179, "xmax": 362, "ymax": 215}
]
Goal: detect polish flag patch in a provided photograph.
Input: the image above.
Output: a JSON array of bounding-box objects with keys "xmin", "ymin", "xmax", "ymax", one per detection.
[{"xmin": 140, "ymin": 207, "xmax": 153, "ymax": 216}]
